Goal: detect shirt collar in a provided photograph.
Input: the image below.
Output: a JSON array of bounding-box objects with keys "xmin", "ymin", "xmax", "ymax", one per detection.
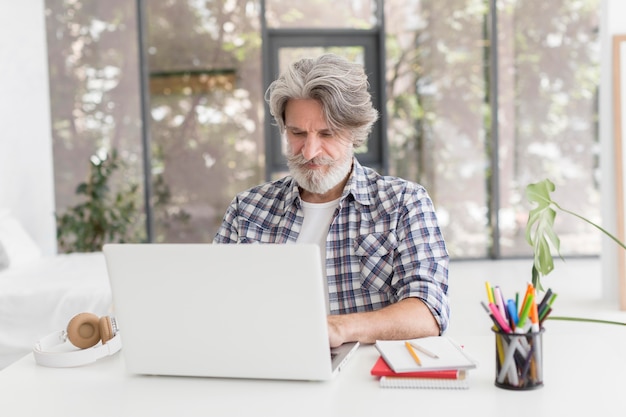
[{"xmin": 342, "ymin": 158, "xmax": 372, "ymax": 206}]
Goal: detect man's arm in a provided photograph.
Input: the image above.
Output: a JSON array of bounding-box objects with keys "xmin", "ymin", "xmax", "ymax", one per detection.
[{"xmin": 326, "ymin": 297, "xmax": 440, "ymax": 348}]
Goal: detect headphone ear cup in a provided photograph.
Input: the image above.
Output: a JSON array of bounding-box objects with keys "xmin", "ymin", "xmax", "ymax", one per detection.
[
  {"xmin": 98, "ymin": 316, "xmax": 114, "ymax": 344},
  {"xmin": 67, "ymin": 312, "xmax": 101, "ymax": 349}
]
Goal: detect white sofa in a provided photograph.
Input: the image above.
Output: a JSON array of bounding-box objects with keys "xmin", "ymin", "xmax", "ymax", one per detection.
[{"xmin": 0, "ymin": 212, "xmax": 112, "ymax": 369}]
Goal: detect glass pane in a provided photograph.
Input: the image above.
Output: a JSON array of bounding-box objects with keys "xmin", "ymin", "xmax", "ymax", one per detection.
[
  {"xmin": 45, "ymin": 0, "xmax": 146, "ymax": 251},
  {"xmin": 497, "ymin": 0, "xmax": 601, "ymax": 257},
  {"xmin": 385, "ymin": 0, "xmax": 490, "ymax": 258},
  {"xmin": 265, "ymin": 0, "xmax": 378, "ymax": 29},
  {"xmin": 145, "ymin": 1, "xmax": 264, "ymax": 243}
]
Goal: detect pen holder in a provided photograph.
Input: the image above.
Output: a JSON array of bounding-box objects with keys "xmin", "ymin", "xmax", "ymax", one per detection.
[{"xmin": 493, "ymin": 328, "xmax": 544, "ymax": 390}]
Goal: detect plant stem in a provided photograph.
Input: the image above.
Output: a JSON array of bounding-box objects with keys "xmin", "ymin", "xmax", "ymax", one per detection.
[
  {"xmin": 547, "ymin": 316, "xmax": 626, "ymax": 326},
  {"xmin": 553, "ymin": 202, "xmax": 626, "ymax": 250}
]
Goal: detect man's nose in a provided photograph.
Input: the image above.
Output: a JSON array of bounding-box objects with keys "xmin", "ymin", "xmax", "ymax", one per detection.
[{"xmin": 301, "ymin": 134, "xmax": 322, "ymax": 160}]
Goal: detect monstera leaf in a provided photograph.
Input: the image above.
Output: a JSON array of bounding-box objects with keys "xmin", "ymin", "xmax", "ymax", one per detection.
[
  {"xmin": 525, "ymin": 179, "xmax": 626, "ymax": 291},
  {"xmin": 525, "ymin": 180, "xmax": 560, "ymax": 291}
]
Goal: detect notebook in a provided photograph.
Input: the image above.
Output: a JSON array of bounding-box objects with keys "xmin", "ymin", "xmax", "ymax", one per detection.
[
  {"xmin": 102, "ymin": 243, "xmax": 359, "ymax": 381},
  {"xmin": 374, "ymin": 336, "xmax": 477, "ymax": 373},
  {"xmin": 370, "ymin": 356, "xmax": 470, "ymax": 390}
]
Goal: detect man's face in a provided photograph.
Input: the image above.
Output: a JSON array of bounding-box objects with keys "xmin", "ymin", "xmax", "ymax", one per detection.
[{"xmin": 284, "ymin": 99, "xmax": 353, "ymax": 196}]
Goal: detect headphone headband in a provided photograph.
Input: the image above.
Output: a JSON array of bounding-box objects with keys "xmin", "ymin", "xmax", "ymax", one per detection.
[{"xmin": 33, "ymin": 321, "xmax": 122, "ymax": 368}]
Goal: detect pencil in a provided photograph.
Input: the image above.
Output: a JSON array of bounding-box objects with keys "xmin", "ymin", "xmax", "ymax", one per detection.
[
  {"xmin": 409, "ymin": 342, "xmax": 439, "ymax": 359},
  {"xmin": 405, "ymin": 341, "xmax": 422, "ymax": 366}
]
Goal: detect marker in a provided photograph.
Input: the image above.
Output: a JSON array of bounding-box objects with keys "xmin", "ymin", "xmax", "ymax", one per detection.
[
  {"xmin": 481, "ymin": 301, "xmax": 504, "ymax": 332},
  {"xmin": 493, "ymin": 286, "xmax": 508, "ymax": 323},
  {"xmin": 488, "ymin": 302, "xmax": 512, "ymax": 333},
  {"xmin": 405, "ymin": 341, "xmax": 422, "ymax": 366},
  {"xmin": 539, "ymin": 307, "xmax": 552, "ymax": 326},
  {"xmin": 517, "ymin": 293, "xmax": 534, "ymax": 331},
  {"xmin": 409, "ymin": 342, "xmax": 439, "ymax": 359},
  {"xmin": 485, "ymin": 281, "xmax": 495, "ymax": 304},
  {"xmin": 519, "ymin": 283, "xmax": 534, "ymax": 317},
  {"xmin": 530, "ymin": 312, "xmax": 543, "ymax": 382},
  {"xmin": 482, "ymin": 301, "xmax": 509, "ymax": 333},
  {"xmin": 483, "ymin": 301, "xmax": 527, "ymax": 379},
  {"xmin": 529, "ymin": 295, "xmax": 540, "ymax": 332},
  {"xmin": 506, "ymin": 299, "xmax": 519, "ymax": 330},
  {"xmin": 539, "ymin": 293, "xmax": 558, "ymax": 321},
  {"xmin": 537, "ymin": 288, "xmax": 553, "ymax": 314}
]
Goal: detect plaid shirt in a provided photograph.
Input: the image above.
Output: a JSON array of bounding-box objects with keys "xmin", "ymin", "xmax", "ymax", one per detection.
[{"xmin": 213, "ymin": 158, "xmax": 450, "ymax": 332}]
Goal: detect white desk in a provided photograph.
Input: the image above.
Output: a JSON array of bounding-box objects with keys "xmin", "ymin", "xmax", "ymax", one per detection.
[{"xmin": 2, "ymin": 258, "xmax": 626, "ymax": 416}]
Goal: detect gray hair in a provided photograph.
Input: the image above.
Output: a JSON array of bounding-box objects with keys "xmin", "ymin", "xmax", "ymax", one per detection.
[{"xmin": 265, "ymin": 53, "xmax": 379, "ymax": 148}]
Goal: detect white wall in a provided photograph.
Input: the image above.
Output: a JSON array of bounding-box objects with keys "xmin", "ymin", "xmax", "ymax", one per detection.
[
  {"xmin": 600, "ymin": 0, "xmax": 626, "ymax": 303},
  {"xmin": 0, "ymin": 2, "xmax": 57, "ymax": 255}
]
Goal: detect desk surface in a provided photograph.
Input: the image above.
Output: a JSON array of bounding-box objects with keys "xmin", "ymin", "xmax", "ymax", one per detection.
[{"xmin": 2, "ymin": 258, "xmax": 626, "ymax": 416}]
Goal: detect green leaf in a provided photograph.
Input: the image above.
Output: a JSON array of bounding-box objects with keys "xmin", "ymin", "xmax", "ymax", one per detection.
[{"xmin": 525, "ymin": 179, "xmax": 562, "ymax": 290}]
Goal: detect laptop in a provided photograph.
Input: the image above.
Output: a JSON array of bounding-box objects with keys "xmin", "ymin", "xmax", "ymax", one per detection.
[{"xmin": 102, "ymin": 243, "xmax": 359, "ymax": 381}]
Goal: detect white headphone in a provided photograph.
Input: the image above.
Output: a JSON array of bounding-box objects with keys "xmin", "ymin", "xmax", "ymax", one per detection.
[{"xmin": 33, "ymin": 312, "xmax": 122, "ymax": 368}]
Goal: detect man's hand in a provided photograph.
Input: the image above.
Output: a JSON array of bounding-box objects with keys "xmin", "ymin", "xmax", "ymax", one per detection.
[{"xmin": 327, "ymin": 314, "xmax": 348, "ymax": 348}]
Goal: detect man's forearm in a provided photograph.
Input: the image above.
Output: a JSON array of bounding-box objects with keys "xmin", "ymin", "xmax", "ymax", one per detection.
[{"xmin": 327, "ymin": 297, "xmax": 440, "ymax": 347}]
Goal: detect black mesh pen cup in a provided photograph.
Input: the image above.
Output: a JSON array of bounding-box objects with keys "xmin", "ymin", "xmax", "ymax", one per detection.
[{"xmin": 493, "ymin": 328, "xmax": 544, "ymax": 390}]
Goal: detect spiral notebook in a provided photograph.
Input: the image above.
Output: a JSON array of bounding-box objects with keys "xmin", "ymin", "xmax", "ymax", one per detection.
[{"xmin": 379, "ymin": 376, "xmax": 469, "ymax": 389}]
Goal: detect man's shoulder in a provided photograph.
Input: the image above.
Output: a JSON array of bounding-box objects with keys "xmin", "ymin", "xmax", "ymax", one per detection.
[
  {"xmin": 236, "ymin": 176, "xmax": 296, "ymax": 205},
  {"xmin": 355, "ymin": 163, "xmax": 425, "ymax": 197}
]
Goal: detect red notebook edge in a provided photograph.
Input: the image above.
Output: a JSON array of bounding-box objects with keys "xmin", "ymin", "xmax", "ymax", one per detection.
[{"xmin": 370, "ymin": 356, "xmax": 465, "ymax": 379}]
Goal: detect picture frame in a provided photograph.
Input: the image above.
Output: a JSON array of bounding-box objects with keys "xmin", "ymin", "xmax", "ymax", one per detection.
[{"xmin": 613, "ymin": 34, "xmax": 626, "ymax": 309}]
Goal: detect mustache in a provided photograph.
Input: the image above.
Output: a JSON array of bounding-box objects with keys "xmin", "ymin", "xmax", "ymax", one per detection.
[{"xmin": 286, "ymin": 153, "xmax": 336, "ymax": 167}]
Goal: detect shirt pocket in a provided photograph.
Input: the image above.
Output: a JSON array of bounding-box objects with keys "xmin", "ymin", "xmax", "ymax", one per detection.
[
  {"xmin": 237, "ymin": 218, "xmax": 281, "ymax": 243},
  {"xmin": 354, "ymin": 232, "xmax": 397, "ymax": 292}
]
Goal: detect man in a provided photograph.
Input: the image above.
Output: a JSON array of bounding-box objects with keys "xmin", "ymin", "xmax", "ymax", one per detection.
[{"xmin": 213, "ymin": 53, "xmax": 449, "ymax": 347}]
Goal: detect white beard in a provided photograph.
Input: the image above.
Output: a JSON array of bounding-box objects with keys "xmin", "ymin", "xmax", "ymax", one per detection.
[{"xmin": 286, "ymin": 148, "xmax": 353, "ymax": 195}]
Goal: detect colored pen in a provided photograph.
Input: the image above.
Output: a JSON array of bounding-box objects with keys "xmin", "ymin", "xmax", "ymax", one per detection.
[
  {"xmin": 493, "ymin": 286, "xmax": 508, "ymax": 322},
  {"xmin": 481, "ymin": 301, "xmax": 503, "ymax": 331},
  {"xmin": 519, "ymin": 283, "xmax": 534, "ymax": 317},
  {"xmin": 497, "ymin": 338, "xmax": 521, "ymax": 386},
  {"xmin": 483, "ymin": 300, "xmax": 527, "ymax": 384},
  {"xmin": 528, "ymin": 294, "xmax": 544, "ymax": 382},
  {"xmin": 537, "ymin": 288, "xmax": 553, "ymax": 314},
  {"xmin": 485, "ymin": 281, "xmax": 495, "ymax": 304},
  {"xmin": 488, "ymin": 302, "xmax": 512, "ymax": 333},
  {"xmin": 409, "ymin": 342, "xmax": 439, "ymax": 359},
  {"xmin": 405, "ymin": 341, "xmax": 422, "ymax": 366},
  {"xmin": 529, "ymin": 293, "xmax": 540, "ymax": 332},
  {"xmin": 539, "ymin": 293, "xmax": 558, "ymax": 321},
  {"xmin": 539, "ymin": 307, "xmax": 552, "ymax": 326},
  {"xmin": 506, "ymin": 299, "xmax": 519, "ymax": 330},
  {"xmin": 516, "ymin": 293, "xmax": 534, "ymax": 331},
  {"xmin": 481, "ymin": 301, "xmax": 505, "ymax": 332}
]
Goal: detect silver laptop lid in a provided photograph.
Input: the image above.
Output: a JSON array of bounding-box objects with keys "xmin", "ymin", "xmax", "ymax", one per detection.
[{"xmin": 103, "ymin": 243, "xmax": 354, "ymax": 381}]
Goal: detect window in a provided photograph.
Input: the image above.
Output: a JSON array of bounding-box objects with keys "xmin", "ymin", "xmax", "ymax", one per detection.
[{"xmin": 45, "ymin": 0, "xmax": 601, "ymax": 259}]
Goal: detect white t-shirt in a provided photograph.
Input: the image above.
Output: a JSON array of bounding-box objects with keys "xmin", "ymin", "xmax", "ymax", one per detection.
[{"xmin": 297, "ymin": 198, "xmax": 340, "ymax": 313}]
